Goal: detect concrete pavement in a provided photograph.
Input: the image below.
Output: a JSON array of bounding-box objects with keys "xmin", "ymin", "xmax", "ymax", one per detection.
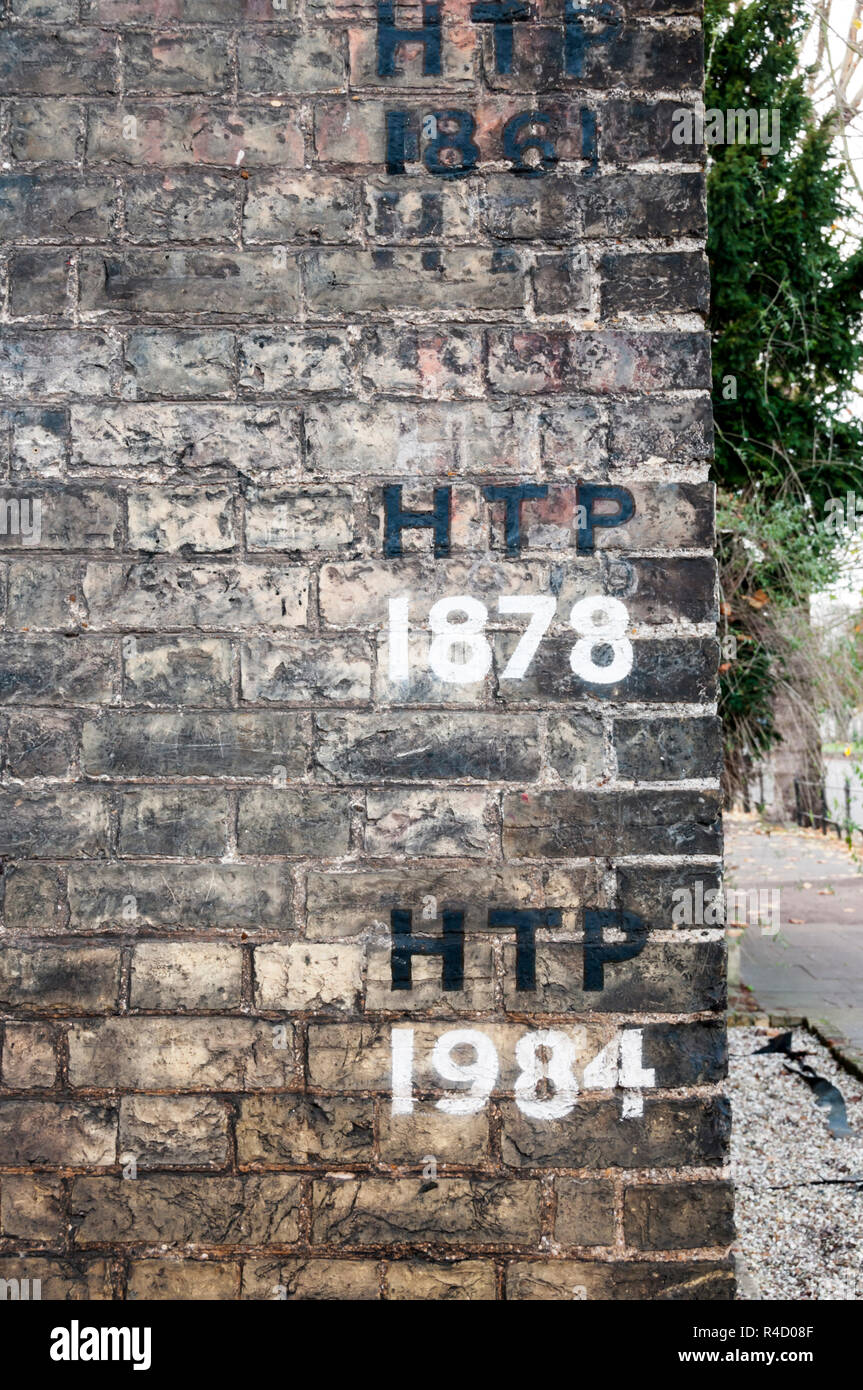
[{"xmin": 726, "ymin": 813, "xmax": 863, "ymax": 1073}]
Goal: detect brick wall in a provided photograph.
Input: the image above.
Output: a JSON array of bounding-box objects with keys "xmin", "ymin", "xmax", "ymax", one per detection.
[{"xmin": 0, "ymin": 0, "xmax": 733, "ymax": 1301}]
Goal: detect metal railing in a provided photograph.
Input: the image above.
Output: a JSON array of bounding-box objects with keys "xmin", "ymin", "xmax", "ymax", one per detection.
[{"xmin": 793, "ymin": 776, "xmax": 855, "ymax": 839}]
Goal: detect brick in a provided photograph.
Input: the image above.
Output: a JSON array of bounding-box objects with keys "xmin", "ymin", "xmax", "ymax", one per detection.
[
  {"xmin": 81, "ymin": 249, "xmax": 300, "ymax": 319},
  {"xmin": 82, "ymin": 712, "xmax": 310, "ymax": 777},
  {"xmin": 78, "ymin": 563, "xmax": 309, "ymax": 630},
  {"xmin": 243, "ymin": 173, "xmax": 358, "ymax": 243},
  {"xmin": 67, "ymin": 1017, "xmax": 296, "ymax": 1090},
  {"xmin": 642, "ymin": 1021, "xmax": 727, "ymax": 1087},
  {"xmin": 119, "ymin": 1095, "xmax": 230, "ymax": 1168},
  {"xmin": 385, "ymin": 1261, "xmax": 496, "ymax": 1300},
  {"xmin": 1, "ymin": 1022, "xmax": 57, "ymax": 1088},
  {"xmin": 502, "ymin": 789, "xmax": 722, "ymax": 858},
  {"xmin": 0, "ymin": 1176, "xmax": 65, "ymax": 1241},
  {"xmin": 241, "ymin": 1258, "xmax": 380, "ymax": 1300},
  {"xmin": 0, "ymin": 637, "xmax": 117, "ymax": 704},
  {"xmin": 9, "ymin": 249, "xmax": 70, "ymax": 317},
  {"xmin": 86, "ymin": 104, "xmax": 304, "ymax": 168},
  {"xmin": 124, "ymin": 172, "xmax": 237, "ymax": 243},
  {"xmin": 506, "ymin": 1259, "xmax": 734, "ymax": 1300},
  {"xmin": 378, "ymin": 1106, "xmax": 490, "ymax": 1164},
  {"xmin": 0, "ymin": 484, "xmax": 122, "ymax": 548},
  {"xmin": 237, "ymin": 789, "xmax": 352, "ymax": 855},
  {"xmin": 304, "ymin": 864, "xmax": 599, "ymax": 940},
  {"xmin": 238, "ymin": 329, "xmax": 353, "ymax": 392},
  {"xmin": 123, "ymin": 636, "xmax": 233, "ymax": 706},
  {"xmin": 0, "ymin": 331, "xmax": 115, "ymax": 397},
  {"xmin": 130, "ymin": 943, "xmax": 243, "ymax": 1010},
  {"xmin": 70, "ymin": 1175, "xmax": 302, "ymax": 1246},
  {"xmin": 0, "ymin": 946, "xmax": 120, "ymax": 1013},
  {"xmin": 236, "ymin": 1094, "xmax": 374, "ymax": 1164},
  {"xmin": 0, "ymin": 1257, "xmax": 112, "ymax": 1300},
  {"xmin": 124, "ymin": 33, "xmax": 232, "ymax": 94},
  {"xmin": 6, "ymin": 710, "xmax": 82, "ymax": 779},
  {"xmin": 241, "ymin": 636, "xmax": 372, "ymax": 703},
  {"xmin": 614, "ymin": 716, "xmax": 723, "ymax": 782},
  {"xmin": 480, "ymin": 24, "xmax": 701, "ymax": 93},
  {"xmin": 0, "ymin": 789, "xmax": 109, "ymax": 858},
  {"xmin": 128, "ymin": 1260, "xmax": 240, "ymax": 1300},
  {"xmin": 238, "ymin": 32, "xmax": 345, "ymax": 92},
  {"xmin": 366, "ymin": 789, "xmax": 493, "ymax": 857},
  {"xmin": 65, "ymin": 861, "xmax": 291, "ymax": 931},
  {"xmin": 8, "ymin": 101, "xmax": 83, "ymax": 162},
  {"xmin": 254, "ymin": 942, "xmax": 364, "ymax": 1012},
  {"xmin": 319, "ymin": 556, "xmax": 539, "ymax": 627},
  {"xmin": 0, "ymin": 30, "xmax": 117, "ymax": 96},
  {"xmin": 313, "ymin": 1178, "xmax": 541, "ymax": 1246},
  {"xmin": 360, "ymin": 326, "xmax": 484, "ymax": 396},
  {"xmin": 0, "ymin": 1100, "xmax": 116, "ymax": 1166},
  {"xmin": 617, "ymin": 866, "xmax": 723, "ymax": 931},
  {"xmin": 315, "ymin": 712, "xmax": 541, "ymax": 781},
  {"xmin": 554, "ymin": 1180, "xmax": 615, "ymax": 1247},
  {"xmin": 364, "ymin": 180, "xmax": 476, "ymax": 244},
  {"xmin": 305, "ymin": 247, "xmax": 524, "ymax": 314},
  {"xmin": 118, "ymin": 787, "xmax": 228, "ymax": 856},
  {"xmin": 502, "ymin": 941, "xmax": 726, "ymax": 1014},
  {"xmin": 306, "ymin": 400, "xmax": 524, "ymax": 477},
  {"xmin": 487, "ymin": 329, "xmax": 711, "ymax": 394},
  {"xmin": 71, "ymin": 403, "xmax": 300, "ymax": 475},
  {"xmin": 624, "ymin": 1181, "xmax": 735, "ymax": 1251},
  {"xmin": 365, "ymin": 942, "xmax": 494, "ymax": 1012},
  {"xmin": 124, "ymin": 328, "xmax": 235, "ymax": 396},
  {"xmin": 126, "ymin": 486, "xmax": 236, "ymax": 552},
  {"xmin": 501, "ymin": 1097, "xmax": 731, "ymax": 1169},
  {"xmin": 601, "ymin": 251, "xmax": 710, "ymax": 317}
]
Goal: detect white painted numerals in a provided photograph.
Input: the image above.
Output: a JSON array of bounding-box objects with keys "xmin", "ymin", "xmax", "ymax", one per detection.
[
  {"xmin": 390, "ymin": 1027, "xmax": 654, "ymax": 1120},
  {"xmin": 387, "ymin": 592, "xmax": 633, "ymax": 685}
]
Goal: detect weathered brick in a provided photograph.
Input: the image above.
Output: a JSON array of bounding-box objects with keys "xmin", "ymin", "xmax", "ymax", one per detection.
[
  {"xmin": 0, "ymin": 789, "xmax": 109, "ymax": 858},
  {"xmin": 238, "ymin": 329, "xmax": 353, "ymax": 392},
  {"xmin": 241, "ymin": 636, "xmax": 371, "ymax": 703},
  {"xmin": 118, "ymin": 787, "xmax": 228, "ymax": 856},
  {"xmin": 119, "ymin": 1095, "xmax": 230, "ymax": 1168},
  {"xmin": 128, "ymin": 1260, "xmax": 240, "ymax": 1300},
  {"xmin": 124, "ymin": 33, "xmax": 232, "ymax": 94},
  {"xmin": 360, "ymin": 325, "xmax": 484, "ymax": 396},
  {"xmin": 124, "ymin": 328, "xmax": 235, "ymax": 396},
  {"xmin": 502, "ymin": 789, "xmax": 722, "ymax": 858},
  {"xmin": 506, "ymin": 1259, "xmax": 734, "ymax": 1300},
  {"xmin": 0, "ymin": 1099, "xmax": 116, "ymax": 1166},
  {"xmin": 0, "ymin": 637, "xmax": 117, "ymax": 704},
  {"xmin": 255, "ymin": 942, "xmax": 364, "ymax": 1012},
  {"xmin": 306, "ymin": 400, "xmax": 524, "ymax": 477},
  {"xmin": 0, "ymin": 1022, "xmax": 57, "ymax": 1088},
  {"xmin": 501, "ymin": 1097, "xmax": 731, "ymax": 1169},
  {"xmin": 130, "ymin": 942, "xmax": 243, "ymax": 1010},
  {"xmin": 123, "ymin": 636, "xmax": 233, "ymax": 706},
  {"xmin": 67, "ymin": 1017, "xmax": 296, "ymax": 1089},
  {"xmin": 624, "ymin": 1181, "xmax": 735, "ymax": 1251},
  {"xmin": 0, "ymin": 945, "xmax": 120, "ymax": 1013},
  {"xmin": 237, "ymin": 789, "xmax": 352, "ymax": 855},
  {"xmin": 238, "ymin": 32, "xmax": 346, "ymax": 92},
  {"xmin": 0, "ymin": 30, "xmax": 117, "ymax": 96},
  {"xmin": 312, "ymin": 1178, "xmax": 542, "ymax": 1246},
  {"xmin": 0, "ymin": 331, "xmax": 115, "ymax": 397},
  {"xmin": 0, "ymin": 1175, "xmax": 65, "ymax": 1241},
  {"xmin": 71, "ymin": 403, "xmax": 301, "ymax": 475},
  {"xmin": 126, "ymin": 486, "xmax": 236, "ymax": 551},
  {"xmin": 65, "ymin": 861, "xmax": 291, "ymax": 932},
  {"xmin": 236, "ymin": 1094, "xmax": 374, "ymax": 1164},
  {"xmin": 243, "ymin": 173, "xmax": 358, "ymax": 243},
  {"xmin": 124, "ymin": 172, "xmax": 237, "ymax": 243},
  {"xmin": 385, "ymin": 1260, "xmax": 496, "ymax": 1300},
  {"xmin": 242, "ymin": 1258, "xmax": 380, "ymax": 1300},
  {"xmin": 78, "ymin": 562, "xmax": 308, "ymax": 630},
  {"xmin": 9, "ymin": 249, "xmax": 71, "ymax": 317},
  {"xmin": 366, "ymin": 789, "xmax": 493, "ymax": 857},
  {"xmin": 70, "ymin": 1175, "xmax": 302, "ymax": 1245},
  {"xmin": 86, "ymin": 104, "xmax": 304, "ymax": 167},
  {"xmin": 8, "ymin": 100, "xmax": 83, "ymax": 162},
  {"xmin": 82, "ymin": 712, "xmax": 310, "ymax": 777},
  {"xmin": 81, "ymin": 249, "xmax": 300, "ymax": 319},
  {"xmin": 601, "ymin": 251, "xmax": 710, "ymax": 317},
  {"xmin": 305, "ymin": 247, "xmax": 524, "ymax": 314},
  {"xmin": 614, "ymin": 716, "xmax": 723, "ymax": 782},
  {"xmin": 0, "ymin": 1257, "xmax": 112, "ymax": 1300},
  {"xmin": 315, "ymin": 712, "xmax": 541, "ymax": 781}
]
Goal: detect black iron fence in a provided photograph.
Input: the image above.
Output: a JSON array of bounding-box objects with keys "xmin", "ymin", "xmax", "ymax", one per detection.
[{"xmin": 794, "ymin": 776, "xmax": 855, "ymax": 839}]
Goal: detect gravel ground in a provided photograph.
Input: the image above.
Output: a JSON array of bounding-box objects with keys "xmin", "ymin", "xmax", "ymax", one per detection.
[{"xmin": 730, "ymin": 1025, "xmax": 863, "ymax": 1300}]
